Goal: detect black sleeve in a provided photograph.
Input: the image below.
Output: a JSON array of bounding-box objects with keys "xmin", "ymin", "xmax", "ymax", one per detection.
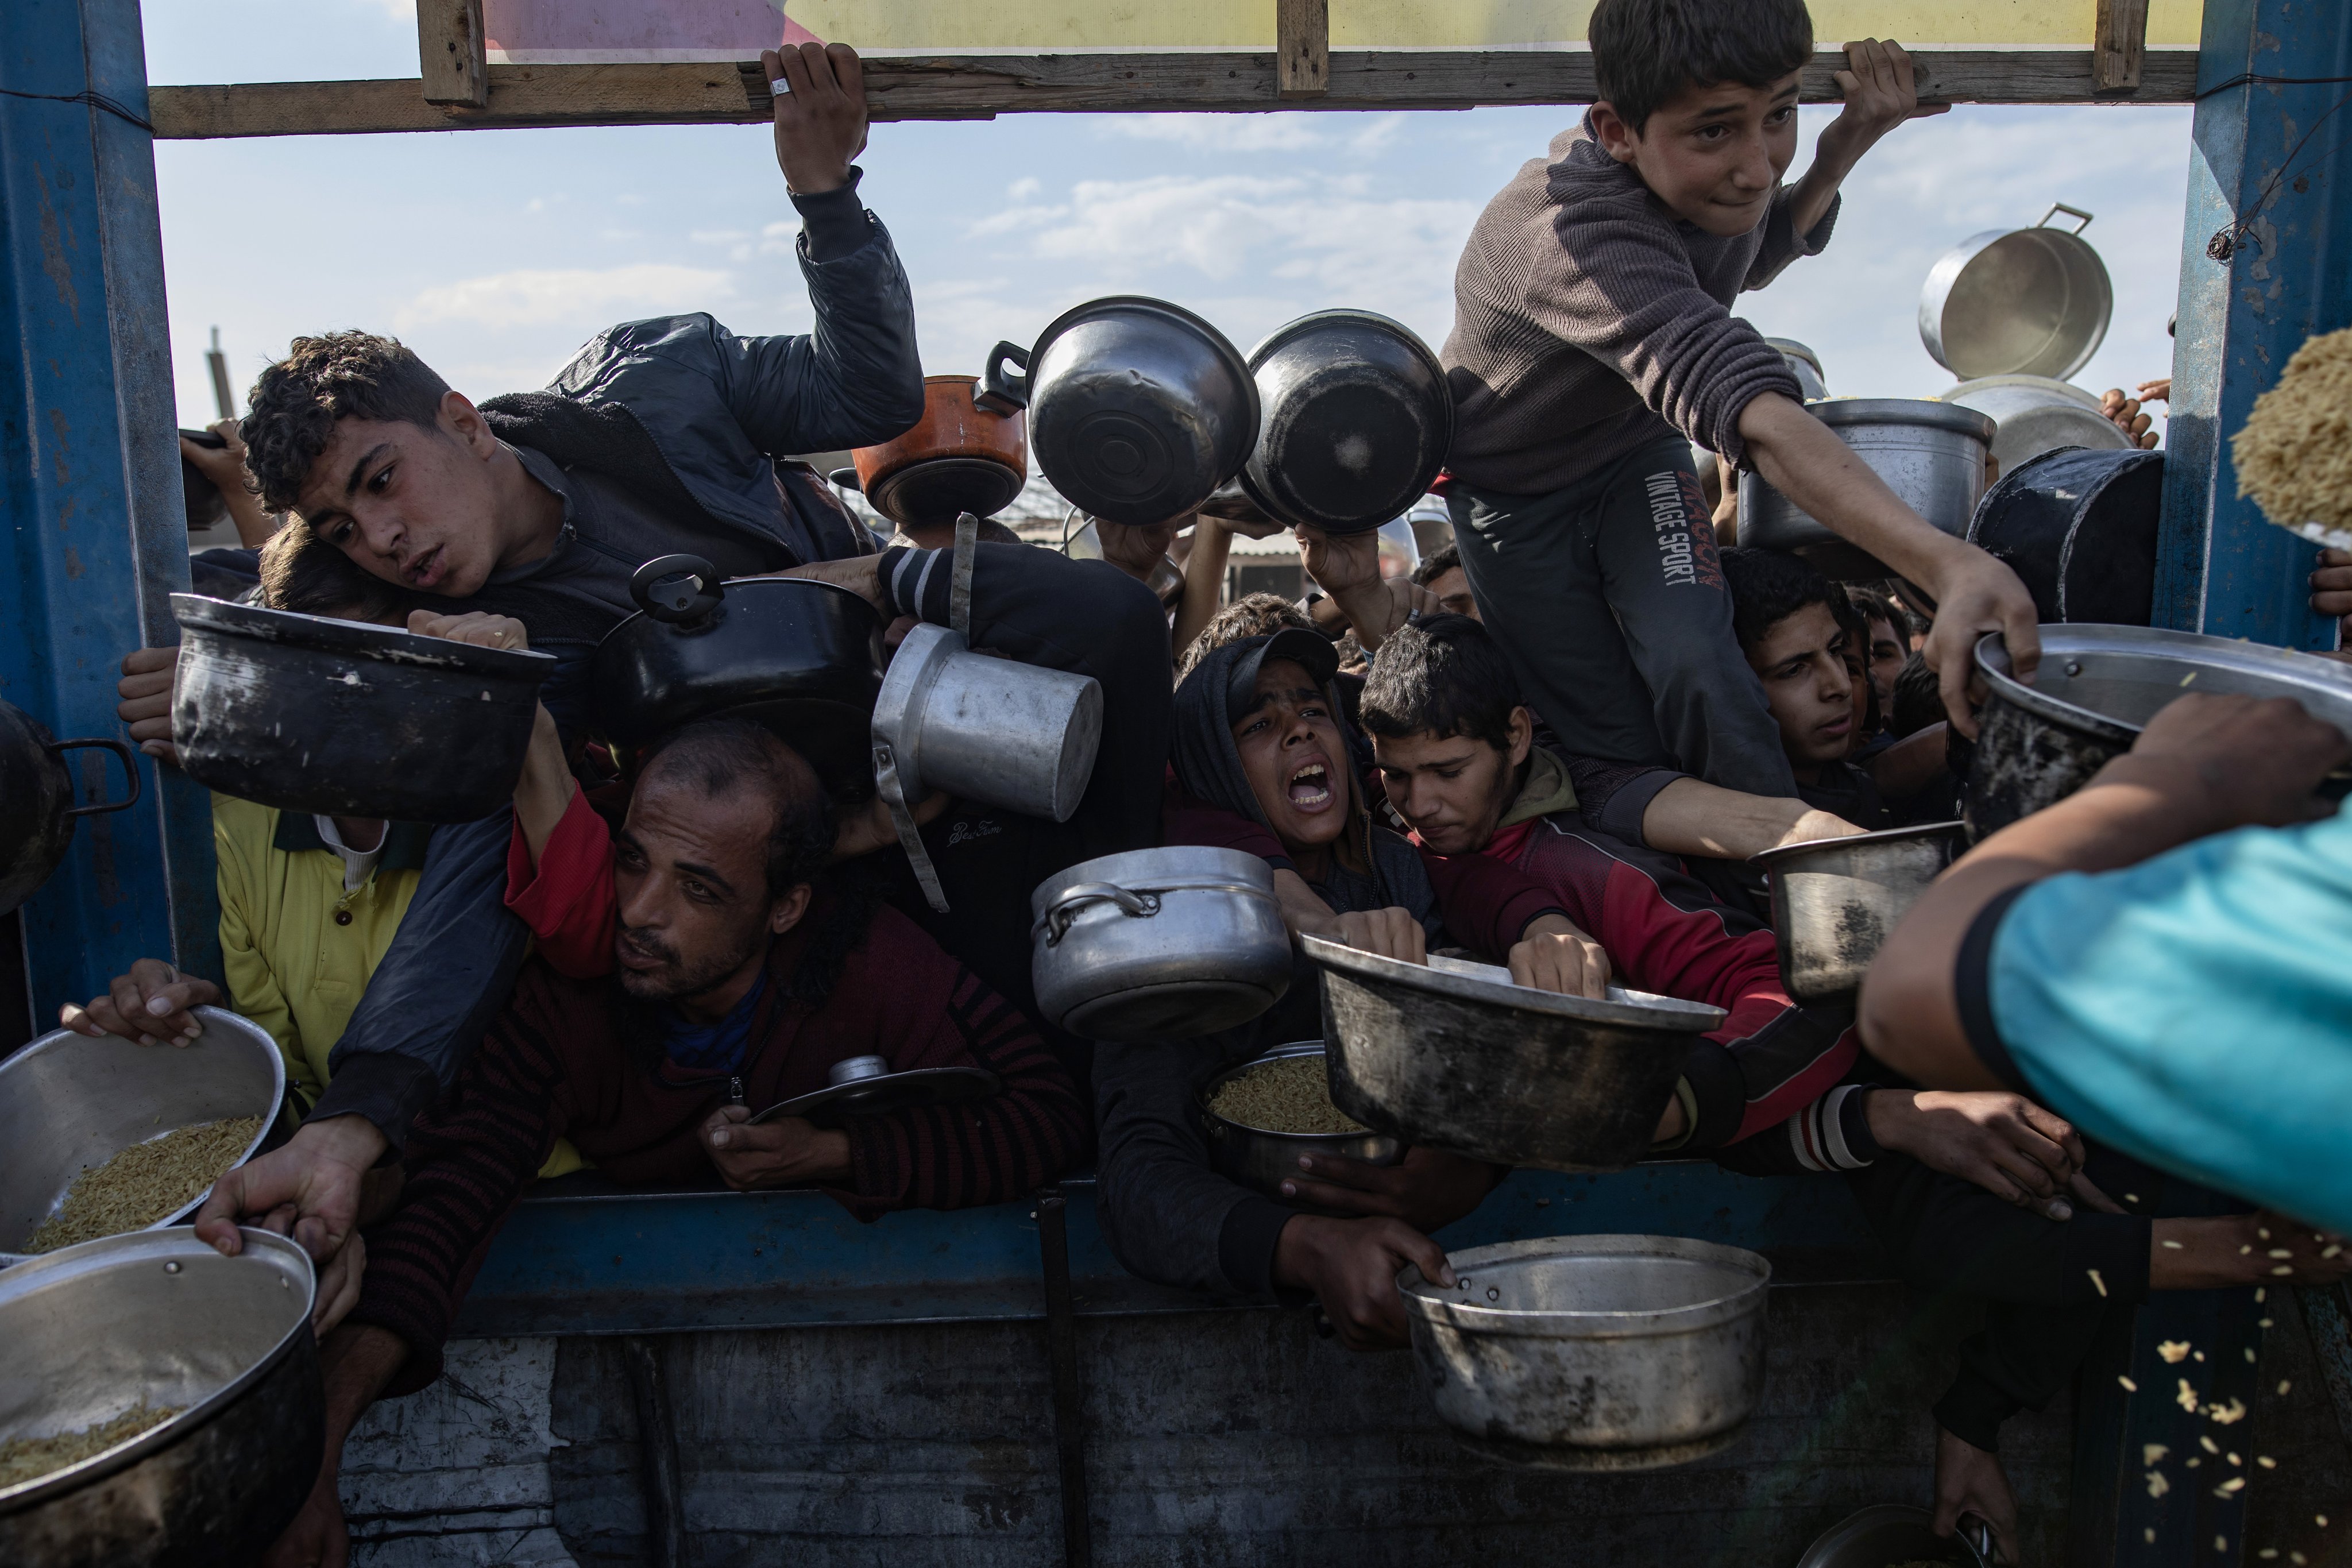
[
  {"xmin": 1954, "ymin": 884, "xmax": 2034, "ymax": 1092},
  {"xmin": 789, "ymin": 169, "xmax": 870, "ymax": 264}
]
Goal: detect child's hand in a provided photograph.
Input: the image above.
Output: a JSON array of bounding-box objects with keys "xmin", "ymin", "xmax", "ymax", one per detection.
[
  {"xmin": 1821, "ymin": 38, "xmax": 1948, "ymax": 165},
  {"xmin": 407, "ymin": 609, "xmax": 528, "ymax": 651}
]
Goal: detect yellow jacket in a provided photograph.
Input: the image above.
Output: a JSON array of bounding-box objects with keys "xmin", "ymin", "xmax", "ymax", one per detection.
[{"xmin": 212, "ymin": 795, "xmax": 582, "ymax": 1179}]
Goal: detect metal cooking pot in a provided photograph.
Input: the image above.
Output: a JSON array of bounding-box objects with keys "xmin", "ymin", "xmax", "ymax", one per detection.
[
  {"xmin": 1030, "ymin": 847, "xmax": 1291, "ymax": 1040},
  {"xmin": 1968, "ymin": 624, "xmax": 2352, "ymax": 840},
  {"xmin": 850, "ymin": 374, "xmax": 1027, "ymax": 527},
  {"xmin": 1764, "ymin": 338, "xmax": 1829, "ymax": 400},
  {"xmin": 1239, "ymin": 310, "xmax": 1454, "ymax": 535},
  {"xmin": 1752, "ymin": 822, "xmax": 1966, "ymax": 1002},
  {"xmin": 171, "ymin": 593, "xmax": 554, "ymax": 824},
  {"xmin": 1399, "ymin": 1235, "xmax": 1770, "ymax": 1470},
  {"xmin": 1061, "ymin": 517, "xmax": 1187, "ymax": 608},
  {"xmin": 1, "ymin": 1007, "xmax": 283, "ymax": 1264},
  {"xmin": 1941, "ymin": 374, "xmax": 2131, "ymax": 477},
  {"xmin": 1920, "ymin": 203, "xmax": 2114, "ymax": 381},
  {"xmin": 0, "ymin": 1228, "xmax": 321, "ymax": 1568},
  {"xmin": 1966, "ymin": 446, "xmax": 2164, "ymax": 627},
  {"xmin": 592, "ymin": 557, "xmax": 886, "ymax": 801},
  {"xmin": 1196, "ymin": 477, "xmax": 1292, "ymax": 540},
  {"xmin": 874, "ymin": 622, "xmax": 1102, "ymax": 822},
  {"xmin": 1200, "ymin": 1041, "xmax": 1401, "ymax": 1200},
  {"xmin": 979, "ymin": 296, "xmax": 1259, "ymax": 526},
  {"xmin": 0, "ymin": 700, "xmax": 140, "ymax": 917},
  {"xmin": 1796, "ymin": 1504, "xmax": 1991, "ymax": 1568},
  {"xmin": 1737, "ymin": 400, "xmax": 1996, "ymax": 581},
  {"xmin": 1306, "ymin": 940, "xmax": 1724, "ymax": 1174}
]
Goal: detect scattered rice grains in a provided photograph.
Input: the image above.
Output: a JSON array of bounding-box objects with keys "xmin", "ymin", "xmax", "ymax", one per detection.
[
  {"xmin": 2234, "ymin": 326, "xmax": 2352, "ymax": 545},
  {"xmin": 0, "ymin": 1403, "xmax": 182, "ymax": 1489},
  {"xmin": 21, "ymin": 1117, "xmax": 260, "ymax": 1253},
  {"xmin": 1206, "ymin": 1056, "xmax": 1366, "ymax": 1136}
]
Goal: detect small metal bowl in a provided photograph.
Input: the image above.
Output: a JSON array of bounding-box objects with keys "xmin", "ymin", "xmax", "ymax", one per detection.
[
  {"xmin": 1201, "ymin": 1041, "xmax": 1402, "ymax": 1200},
  {"xmin": 1752, "ymin": 822, "xmax": 1966, "ymax": 1002},
  {"xmin": 1795, "ymin": 1503, "xmax": 1991, "ymax": 1568},
  {"xmin": 0, "ymin": 1007, "xmax": 283, "ymax": 1264}
]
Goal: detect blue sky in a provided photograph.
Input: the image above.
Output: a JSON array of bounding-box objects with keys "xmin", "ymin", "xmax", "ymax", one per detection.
[{"xmin": 146, "ymin": 1, "xmax": 2194, "ymax": 445}]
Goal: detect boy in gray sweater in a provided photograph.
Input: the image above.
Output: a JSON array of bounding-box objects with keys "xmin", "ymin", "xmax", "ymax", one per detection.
[{"xmin": 1440, "ymin": 0, "xmax": 2037, "ymax": 798}]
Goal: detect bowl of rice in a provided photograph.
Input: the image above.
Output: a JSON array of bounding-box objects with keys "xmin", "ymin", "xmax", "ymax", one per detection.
[
  {"xmin": 0, "ymin": 1007, "xmax": 282, "ymax": 1265},
  {"xmin": 1200, "ymin": 1041, "xmax": 1403, "ymax": 1200}
]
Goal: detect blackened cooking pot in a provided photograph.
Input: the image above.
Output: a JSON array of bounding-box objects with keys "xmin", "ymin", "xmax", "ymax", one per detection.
[
  {"xmin": 979, "ymin": 296, "xmax": 1258, "ymax": 526},
  {"xmin": 1965, "ymin": 446, "xmax": 2163, "ymax": 627},
  {"xmin": 0, "ymin": 700, "xmax": 140, "ymax": 917},
  {"xmin": 171, "ymin": 594, "xmax": 554, "ymax": 824},
  {"xmin": 1239, "ymin": 310, "xmax": 1454, "ymax": 535},
  {"xmin": 592, "ymin": 556, "xmax": 886, "ymax": 801}
]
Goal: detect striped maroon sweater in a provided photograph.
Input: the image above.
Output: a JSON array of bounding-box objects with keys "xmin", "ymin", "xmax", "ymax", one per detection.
[{"xmin": 352, "ymin": 895, "xmax": 1084, "ymax": 1395}]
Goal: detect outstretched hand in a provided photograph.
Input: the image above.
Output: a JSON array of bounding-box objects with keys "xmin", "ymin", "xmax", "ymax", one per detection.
[
  {"xmin": 762, "ymin": 43, "xmax": 868, "ymax": 196},
  {"xmin": 1272, "ymin": 1214, "xmax": 1453, "ymax": 1351},
  {"xmin": 59, "ymin": 957, "xmax": 221, "ymax": 1045}
]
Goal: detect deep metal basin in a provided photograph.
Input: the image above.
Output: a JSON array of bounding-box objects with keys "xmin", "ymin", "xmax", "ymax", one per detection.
[
  {"xmin": 1919, "ymin": 204, "xmax": 2114, "ymax": 381},
  {"xmin": 1306, "ymin": 940, "xmax": 1723, "ymax": 1174},
  {"xmin": 0, "ymin": 1228, "xmax": 322, "ymax": 1567},
  {"xmin": 1239, "ymin": 309, "xmax": 1454, "ymax": 535},
  {"xmin": 1400, "ymin": 1234, "xmax": 1770, "ymax": 1468},
  {"xmin": 1, "ymin": 1009, "xmax": 282, "ymax": 1264},
  {"xmin": 1737, "ymin": 400, "xmax": 1995, "ymax": 580},
  {"xmin": 1031, "ymin": 847, "xmax": 1291, "ymax": 1040},
  {"xmin": 1200, "ymin": 1041, "xmax": 1403, "ymax": 1200},
  {"xmin": 1752, "ymin": 822, "xmax": 1966, "ymax": 1001},
  {"xmin": 1968, "ymin": 624, "xmax": 2352, "ymax": 840}
]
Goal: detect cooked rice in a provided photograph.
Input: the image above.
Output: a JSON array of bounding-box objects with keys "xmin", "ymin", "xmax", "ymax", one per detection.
[
  {"xmin": 2234, "ymin": 326, "xmax": 2352, "ymax": 535},
  {"xmin": 22, "ymin": 1117, "xmax": 261, "ymax": 1253},
  {"xmin": 1206, "ymin": 1055, "xmax": 1366, "ymax": 1136},
  {"xmin": 0, "ymin": 1404, "xmax": 183, "ymax": 1489}
]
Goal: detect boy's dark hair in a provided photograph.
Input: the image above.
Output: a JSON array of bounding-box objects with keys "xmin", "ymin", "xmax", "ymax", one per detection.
[
  {"xmin": 1410, "ymin": 542, "xmax": 1461, "ymax": 588},
  {"xmin": 1589, "ymin": 0, "xmax": 1815, "ymax": 133},
  {"xmin": 1845, "ymin": 587, "xmax": 1902, "ymax": 643},
  {"xmin": 258, "ymin": 516, "xmax": 422, "ymax": 624},
  {"xmin": 242, "ymin": 331, "xmax": 454, "ymax": 515},
  {"xmin": 1720, "ymin": 547, "xmax": 1845, "ymax": 657},
  {"xmin": 1890, "ymin": 651, "xmax": 1948, "ymax": 739},
  {"xmin": 640, "ymin": 718, "xmax": 836, "ymax": 906},
  {"xmin": 1360, "ymin": 613, "xmax": 1524, "ymax": 754},
  {"xmin": 1176, "ymin": 593, "xmax": 1315, "ymax": 679}
]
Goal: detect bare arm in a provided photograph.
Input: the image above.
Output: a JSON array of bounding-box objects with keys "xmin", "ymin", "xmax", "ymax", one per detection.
[
  {"xmin": 1171, "ymin": 516, "xmax": 1232, "ymax": 658},
  {"xmin": 260, "ymin": 1323, "xmax": 407, "ymax": 1568},
  {"xmin": 1640, "ymin": 775, "xmax": 1864, "ymax": 860},
  {"xmin": 512, "ymin": 704, "xmax": 575, "ymax": 870}
]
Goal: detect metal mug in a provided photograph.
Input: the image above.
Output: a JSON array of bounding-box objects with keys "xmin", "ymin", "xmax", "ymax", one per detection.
[{"xmin": 872, "ymin": 622, "xmax": 1103, "ymax": 823}]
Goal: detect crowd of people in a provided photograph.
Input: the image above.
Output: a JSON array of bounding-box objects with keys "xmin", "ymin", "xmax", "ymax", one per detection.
[{"xmin": 50, "ymin": 2, "xmax": 2352, "ymax": 1563}]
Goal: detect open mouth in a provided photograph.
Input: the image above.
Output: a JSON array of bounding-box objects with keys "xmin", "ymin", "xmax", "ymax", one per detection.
[
  {"xmin": 1285, "ymin": 760, "xmax": 1334, "ymax": 814},
  {"xmin": 404, "ymin": 544, "xmax": 444, "ymax": 589},
  {"xmin": 615, "ymin": 931, "xmax": 670, "ymax": 972}
]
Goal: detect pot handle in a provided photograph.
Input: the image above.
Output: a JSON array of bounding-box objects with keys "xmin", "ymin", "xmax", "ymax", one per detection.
[
  {"xmin": 1040, "ymin": 882, "xmax": 1162, "ymax": 945},
  {"xmin": 48, "ymin": 738, "xmax": 143, "ymax": 818},
  {"xmin": 975, "ymin": 342, "xmax": 1031, "ymax": 416},
  {"xmin": 2037, "ymin": 202, "xmax": 2094, "ymax": 235},
  {"xmin": 631, "ymin": 554, "xmax": 725, "ymax": 625}
]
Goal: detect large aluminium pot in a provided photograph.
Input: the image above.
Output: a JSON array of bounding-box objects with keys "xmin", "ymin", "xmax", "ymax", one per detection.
[
  {"xmin": 874, "ymin": 622, "xmax": 1102, "ymax": 822},
  {"xmin": 850, "ymin": 374, "xmax": 1028, "ymax": 527},
  {"xmin": 0, "ymin": 1228, "xmax": 322, "ymax": 1568},
  {"xmin": 1200, "ymin": 1041, "xmax": 1402, "ymax": 1200},
  {"xmin": 1752, "ymin": 822, "xmax": 1966, "ymax": 1002},
  {"xmin": 171, "ymin": 593, "xmax": 555, "ymax": 823},
  {"xmin": 1920, "ymin": 203, "xmax": 2114, "ymax": 381},
  {"xmin": 1030, "ymin": 847, "xmax": 1290, "ymax": 1040},
  {"xmin": 1967, "ymin": 624, "xmax": 2352, "ymax": 841},
  {"xmin": 1737, "ymin": 400, "xmax": 1996, "ymax": 581},
  {"xmin": 1238, "ymin": 310, "xmax": 1454, "ymax": 535},
  {"xmin": 1399, "ymin": 1235, "xmax": 1771, "ymax": 1470},
  {"xmin": 979, "ymin": 296, "xmax": 1259, "ymax": 526},
  {"xmin": 1966, "ymin": 446, "xmax": 2164, "ymax": 627},
  {"xmin": 1305, "ymin": 940, "xmax": 1724, "ymax": 1173},
  {"xmin": 1, "ymin": 1007, "xmax": 283, "ymax": 1264},
  {"xmin": 1941, "ymin": 373, "xmax": 2131, "ymax": 477},
  {"xmin": 0, "ymin": 700, "xmax": 140, "ymax": 917},
  {"xmin": 592, "ymin": 556, "xmax": 886, "ymax": 801}
]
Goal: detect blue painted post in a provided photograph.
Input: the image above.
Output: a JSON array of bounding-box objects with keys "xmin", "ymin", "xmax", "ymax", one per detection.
[
  {"xmin": 1, "ymin": 0, "xmax": 218, "ymax": 1017},
  {"xmin": 2157, "ymin": 0, "xmax": 2352, "ymax": 647}
]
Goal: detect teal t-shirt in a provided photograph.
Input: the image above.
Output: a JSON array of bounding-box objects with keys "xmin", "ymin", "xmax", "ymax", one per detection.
[{"xmin": 1962, "ymin": 802, "xmax": 2352, "ymax": 1232}]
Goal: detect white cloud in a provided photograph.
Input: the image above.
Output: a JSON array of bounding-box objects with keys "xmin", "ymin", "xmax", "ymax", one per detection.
[
  {"xmin": 970, "ymin": 202, "xmax": 1071, "ymax": 238},
  {"xmin": 1105, "ymin": 114, "xmax": 1328, "ymax": 153},
  {"xmin": 758, "ymin": 218, "xmax": 802, "ymax": 257},
  {"xmin": 689, "ymin": 229, "xmax": 751, "ymax": 245},
  {"xmin": 395, "ymin": 264, "xmax": 736, "ymax": 330},
  {"xmin": 1008, "ymin": 176, "xmax": 1042, "ymax": 201}
]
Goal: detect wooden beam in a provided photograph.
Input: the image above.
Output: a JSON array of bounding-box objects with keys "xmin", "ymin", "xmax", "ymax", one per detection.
[
  {"xmin": 146, "ymin": 48, "xmax": 2199, "ymax": 140},
  {"xmin": 2093, "ymin": 0, "xmax": 2152, "ymax": 92},
  {"xmin": 1276, "ymin": 0, "xmax": 1328, "ymax": 101},
  {"xmin": 415, "ymin": 0, "xmax": 487, "ymax": 108}
]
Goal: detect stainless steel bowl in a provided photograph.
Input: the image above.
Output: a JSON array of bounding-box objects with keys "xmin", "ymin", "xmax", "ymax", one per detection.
[
  {"xmin": 1400, "ymin": 1235, "xmax": 1770, "ymax": 1469},
  {"xmin": 1305, "ymin": 941, "xmax": 1724, "ymax": 1174},
  {"xmin": 1032, "ymin": 847, "xmax": 1292, "ymax": 1041},
  {"xmin": 1941, "ymin": 373, "xmax": 2131, "ymax": 477},
  {"xmin": 0, "ymin": 1227, "xmax": 322, "ymax": 1567},
  {"xmin": 1920, "ymin": 204, "xmax": 2114, "ymax": 382},
  {"xmin": 1752, "ymin": 822, "xmax": 1966, "ymax": 1002},
  {"xmin": 1737, "ymin": 399, "xmax": 1996, "ymax": 580},
  {"xmin": 1200, "ymin": 1041, "xmax": 1403, "ymax": 1199},
  {"xmin": 1, "ymin": 1009, "xmax": 283, "ymax": 1264},
  {"xmin": 1968, "ymin": 624, "xmax": 2352, "ymax": 840}
]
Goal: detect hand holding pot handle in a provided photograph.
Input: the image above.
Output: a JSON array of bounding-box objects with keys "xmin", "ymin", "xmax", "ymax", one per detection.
[
  {"xmin": 629, "ymin": 554, "xmax": 725, "ymax": 624},
  {"xmin": 975, "ymin": 341, "xmax": 1031, "ymax": 415}
]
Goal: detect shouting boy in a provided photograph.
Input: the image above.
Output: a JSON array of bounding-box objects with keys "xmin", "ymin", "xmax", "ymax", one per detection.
[{"xmin": 1440, "ymin": 0, "xmax": 2037, "ymax": 797}]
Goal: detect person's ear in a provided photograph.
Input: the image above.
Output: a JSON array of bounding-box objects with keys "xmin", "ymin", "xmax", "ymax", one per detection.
[
  {"xmin": 1589, "ymin": 102, "xmax": 1641, "ymax": 165},
  {"xmin": 768, "ymin": 881, "xmax": 815, "ymax": 936},
  {"xmin": 440, "ymin": 391, "xmax": 494, "ymax": 456},
  {"xmin": 1508, "ymin": 707, "xmax": 1535, "ymax": 767}
]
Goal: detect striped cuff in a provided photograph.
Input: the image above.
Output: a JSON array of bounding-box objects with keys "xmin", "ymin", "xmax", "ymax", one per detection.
[
  {"xmin": 878, "ymin": 544, "xmax": 952, "ymax": 624},
  {"xmin": 1786, "ymin": 1084, "xmax": 1879, "ymax": 1172}
]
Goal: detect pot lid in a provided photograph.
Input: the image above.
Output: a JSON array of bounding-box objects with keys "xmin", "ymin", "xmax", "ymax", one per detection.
[{"xmin": 746, "ymin": 1064, "xmax": 999, "ymax": 1126}]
